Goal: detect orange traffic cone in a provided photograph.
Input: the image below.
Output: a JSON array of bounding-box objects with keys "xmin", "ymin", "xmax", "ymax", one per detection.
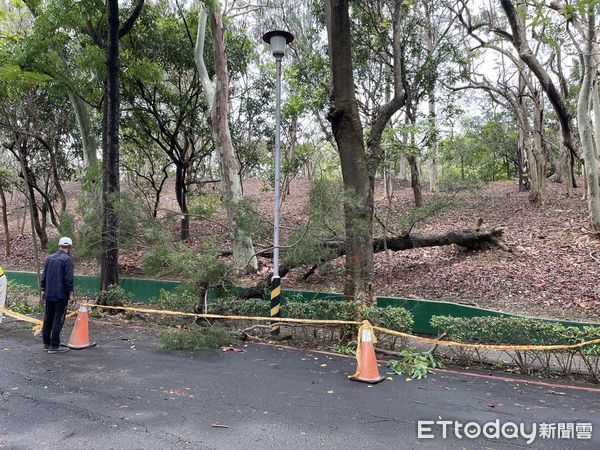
[
  {"xmin": 68, "ymin": 306, "xmax": 96, "ymax": 349},
  {"xmin": 349, "ymin": 320, "xmax": 385, "ymax": 384}
]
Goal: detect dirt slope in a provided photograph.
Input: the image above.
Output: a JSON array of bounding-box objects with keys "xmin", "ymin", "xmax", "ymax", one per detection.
[{"xmin": 1, "ymin": 178, "xmax": 598, "ymax": 322}]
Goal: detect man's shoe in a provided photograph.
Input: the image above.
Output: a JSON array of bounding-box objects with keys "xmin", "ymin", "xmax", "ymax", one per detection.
[
  {"xmin": 43, "ymin": 345, "xmax": 50, "ymax": 351},
  {"xmin": 47, "ymin": 346, "xmax": 70, "ymax": 353}
]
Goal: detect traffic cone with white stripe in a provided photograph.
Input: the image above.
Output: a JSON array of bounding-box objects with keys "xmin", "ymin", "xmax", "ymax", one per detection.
[
  {"xmin": 68, "ymin": 306, "xmax": 96, "ymax": 349},
  {"xmin": 349, "ymin": 320, "xmax": 385, "ymax": 384}
]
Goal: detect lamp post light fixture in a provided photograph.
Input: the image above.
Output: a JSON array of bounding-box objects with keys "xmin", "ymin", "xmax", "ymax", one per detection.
[{"xmin": 262, "ymin": 29, "xmax": 294, "ymax": 336}]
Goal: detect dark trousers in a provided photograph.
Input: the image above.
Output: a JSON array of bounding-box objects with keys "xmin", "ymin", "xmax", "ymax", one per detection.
[{"xmin": 42, "ymin": 299, "xmax": 68, "ymax": 347}]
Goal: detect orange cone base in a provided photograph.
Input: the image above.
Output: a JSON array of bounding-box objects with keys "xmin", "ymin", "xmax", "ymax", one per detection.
[
  {"xmin": 68, "ymin": 342, "xmax": 97, "ymax": 350},
  {"xmin": 348, "ymin": 374, "xmax": 385, "ymax": 384}
]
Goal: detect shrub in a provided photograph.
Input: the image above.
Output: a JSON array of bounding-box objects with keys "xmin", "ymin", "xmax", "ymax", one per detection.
[
  {"xmin": 430, "ymin": 315, "xmax": 600, "ymax": 381},
  {"xmin": 209, "ymin": 298, "xmax": 270, "ymax": 317},
  {"xmin": 97, "ymin": 285, "xmax": 132, "ymax": 308},
  {"xmin": 362, "ymin": 305, "xmax": 414, "ymax": 351},
  {"xmin": 207, "ymin": 297, "xmax": 413, "ymax": 347},
  {"xmin": 151, "ymin": 289, "xmax": 198, "ymax": 312},
  {"xmin": 158, "ymin": 326, "xmax": 236, "ymax": 351},
  {"xmin": 6, "ymin": 281, "xmax": 36, "ymax": 306},
  {"xmin": 388, "ymin": 350, "xmax": 443, "ymax": 380}
]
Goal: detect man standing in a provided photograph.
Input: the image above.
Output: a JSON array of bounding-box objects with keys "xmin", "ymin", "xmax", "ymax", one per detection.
[
  {"xmin": 0, "ymin": 265, "xmax": 6, "ymax": 323},
  {"xmin": 41, "ymin": 237, "xmax": 74, "ymax": 353}
]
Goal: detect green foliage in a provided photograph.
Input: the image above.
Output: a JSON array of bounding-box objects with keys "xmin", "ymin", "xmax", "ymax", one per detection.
[
  {"xmin": 440, "ymin": 115, "xmax": 517, "ymax": 184},
  {"xmin": 6, "ymin": 281, "xmax": 37, "ymax": 306},
  {"xmin": 188, "ymin": 192, "xmax": 221, "ymax": 220},
  {"xmin": 158, "ymin": 326, "xmax": 237, "ymax": 351},
  {"xmin": 151, "ymin": 288, "xmax": 198, "ymax": 313},
  {"xmin": 388, "ymin": 351, "xmax": 443, "ymax": 380},
  {"xmin": 207, "ymin": 297, "xmax": 413, "ymax": 333},
  {"xmin": 10, "ymin": 301, "xmax": 34, "ymax": 315},
  {"xmin": 430, "ymin": 315, "xmax": 582, "ymax": 346},
  {"xmin": 284, "ymin": 179, "xmax": 345, "ymax": 269},
  {"xmin": 97, "ymin": 286, "xmax": 132, "ymax": 308},
  {"xmin": 333, "ymin": 343, "xmax": 356, "ymax": 356},
  {"xmin": 284, "ymin": 299, "xmax": 359, "ymax": 322},
  {"xmin": 142, "ymin": 236, "xmax": 233, "ymax": 298},
  {"xmin": 361, "ymin": 305, "xmax": 414, "ymax": 333},
  {"xmin": 431, "ymin": 315, "xmax": 600, "ymax": 381},
  {"xmin": 47, "ymin": 212, "xmax": 76, "ymax": 253}
]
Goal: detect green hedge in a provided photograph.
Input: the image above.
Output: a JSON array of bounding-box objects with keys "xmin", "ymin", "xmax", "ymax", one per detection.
[
  {"xmin": 430, "ymin": 315, "xmax": 587, "ymax": 346},
  {"xmin": 208, "ymin": 298, "xmax": 413, "ymax": 333},
  {"xmin": 430, "ymin": 315, "xmax": 600, "ymax": 381}
]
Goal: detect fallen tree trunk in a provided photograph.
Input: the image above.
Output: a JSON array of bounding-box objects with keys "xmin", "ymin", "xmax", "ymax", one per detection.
[
  {"xmin": 236, "ymin": 228, "xmax": 508, "ymax": 299},
  {"xmin": 373, "ymin": 228, "xmax": 506, "ymax": 253}
]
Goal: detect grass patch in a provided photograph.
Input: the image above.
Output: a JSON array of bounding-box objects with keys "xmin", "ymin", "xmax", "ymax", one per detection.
[{"xmin": 158, "ymin": 326, "xmax": 237, "ymax": 351}]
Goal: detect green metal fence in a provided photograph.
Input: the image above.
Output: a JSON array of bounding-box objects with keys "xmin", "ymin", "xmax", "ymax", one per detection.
[{"xmin": 5, "ymin": 270, "xmax": 597, "ymax": 333}]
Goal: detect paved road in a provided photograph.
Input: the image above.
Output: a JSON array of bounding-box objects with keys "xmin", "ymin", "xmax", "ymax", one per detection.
[{"xmin": 1, "ymin": 319, "xmax": 599, "ymax": 449}]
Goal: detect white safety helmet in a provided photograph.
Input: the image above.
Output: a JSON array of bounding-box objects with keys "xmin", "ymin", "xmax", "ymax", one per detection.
[{"xmin": 58, "ymin": 237, "xmax": 73, "ymax": 247}]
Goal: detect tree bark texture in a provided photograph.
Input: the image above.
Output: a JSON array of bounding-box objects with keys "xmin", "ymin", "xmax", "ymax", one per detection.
[
  {"xmin": 577, "ymin": 10, "xmax": 600, "ymax": 232},
  {"xmin": 101, "ymin": 0, "xmax": 121, "ymax": 290},
  {"xmin": 195, "ymin": 3, "xmax": 257, "ymax": 272},
  {"xmin": 327, "ymin": 0, "xmax": 374, "ymax": 303},
  {"xmin": 499, "ymin": 0, "xmax": 578, "ymax": 162},
  {"xmin": 528, "ymin": 91, "xmax": 546, "ymax": 203},
  {"xmin": 0, "ymin": 183, "xmax": 10, "ymax": 256},
  {"xmin": 174, "ymin": 162, "xmax": 190, "ymax": 240},
  {"xmin": 69, "ymin": 93, "xmax": 98, "ymax": 170},
  {"xmin": 426, "ymin": 17, "xmax": 439, "ymax": 193},
  {"xmin": 236, "ymin": 228, "xmax": 507, "ymax": 299},
  {"xmin": 209, "ymin": 9, "xmax": 257, "ymax": 272},
  {"xmin": 18, "ymin": 144, "xmax": 48, "ymax": 249},
  {"xmin": 92, "ymin": 0, "xmax": 144, "ymax": 291}
]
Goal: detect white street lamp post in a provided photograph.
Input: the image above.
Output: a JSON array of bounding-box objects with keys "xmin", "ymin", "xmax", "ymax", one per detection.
[{"xmin": 262, "ymin": 30, "xmax": 294, "ymax": 336}]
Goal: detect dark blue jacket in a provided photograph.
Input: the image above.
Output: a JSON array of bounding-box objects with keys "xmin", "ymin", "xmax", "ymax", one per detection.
[{"xmin": 40, "ymin": 251, "xmax": 74, "ymax": 302}]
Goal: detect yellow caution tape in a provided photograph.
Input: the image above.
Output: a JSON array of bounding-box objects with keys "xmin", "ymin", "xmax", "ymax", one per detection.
[
  {"xmin": 0, "ymin": 306, "xmax": 79, "ymax": 336},
  {"xmin": 82, "ymin": 303, "xmax": 600, "ymax": 352}
]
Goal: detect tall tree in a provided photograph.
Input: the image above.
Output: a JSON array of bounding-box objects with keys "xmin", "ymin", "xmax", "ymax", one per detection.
[
  {"xmin": 498, "ymin": 0, "xmax": 578, "ymax": 174},
  {"xmin": 326, "ymin": 0, "xmax": 406, "ymax": 302},
  {"xmin": 87, "ymin": 0, "xmax": 144, "ymax": 290},
  {"xmin": 574, "ymin": 3, "xmax": 600, "ymax": 231},
  {"xmin": 194, "ymin": 0, "xmax": 258, "ymax": 272}
]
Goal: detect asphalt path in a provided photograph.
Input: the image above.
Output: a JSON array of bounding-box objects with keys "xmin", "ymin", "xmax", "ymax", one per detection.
[{"xmin": 1, "ymin": 319, "xmax": 599, "ymax": 449}]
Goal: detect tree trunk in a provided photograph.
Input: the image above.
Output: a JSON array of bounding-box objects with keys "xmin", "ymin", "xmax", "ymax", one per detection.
[
  {"xmin": 195, "ymin": 3, "xmax": 257, "ymax": 272},
  {"xmin": 175, "ymin": 163, "xmax": 189, "ymax": 240},
  {"xmin": 0, "ymin": 183, "xmax": 10, "ymax": 256},
  {"xmin": 69, "ymin": 93, "xmax": 98, "ymax": 170},
  {"xmin": 49, "ymin": 146, "xmax": 67, "ymax": 215},
  {"xmin": 426, "ymin": 19, "xmax": 439, "ymax": 193},
  {"xmin": 408, "ymin": 153, "xmax": 422, "ymax": 207},
  {"xmin": 577, "ymin": 11, "xmax": 600, "ymax": 231},
  {"xmin": 326, "ymin": 0, "xmax": 374, "ymax": 303},
  {"xmin": 516, "ymin": 99, "xmax": 530, "ymax": 192},
  {"xmin": 398, "ymin": 153, "xmax": 408, "ymax": 181},
  {"xmin": 500, "ymin": 0, "xmax": 578, "ymax": 163},
  {"xmin": 528, "ymin": 92, "xmax": 546, "ymax": 203},
  {"xmin": 427, "ymin": 94, "xmax": 439, "ymax": 193},
  {"xmin": 236, "ymin": 228, "xmax": 508, "ymax": 299},
  {"xmin": 17, "ymin": 145, "xmax": 48, "ymax": 249},
  {"xmin": 210, "ymin": 9, "xmax": 257, "ymax": 272},
  {"xmin": 101, "ymin": 0, "xmax": 122, "ymax": 290}
]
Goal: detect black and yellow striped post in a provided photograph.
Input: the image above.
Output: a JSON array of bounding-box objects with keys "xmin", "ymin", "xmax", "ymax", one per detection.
[{"xmin": 270, "ymin": 276, "xmax": 281, "ymax": 335}]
